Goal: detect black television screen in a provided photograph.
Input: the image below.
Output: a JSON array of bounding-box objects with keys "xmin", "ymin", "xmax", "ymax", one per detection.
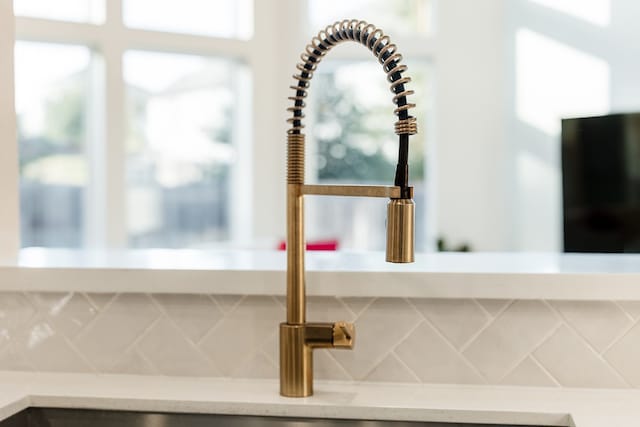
[{"xmin": 562, "ymin": 113, "xmax": 640, "ymax": 252}]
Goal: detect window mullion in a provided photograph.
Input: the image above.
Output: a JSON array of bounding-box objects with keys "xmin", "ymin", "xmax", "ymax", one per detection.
[
  {"xmin": 99, "ymin": 0, "xmax": 127, "ymax": 248},
  {"xmin": 0, "ymin": 1, "xmax": 20, "ymax": 262},
  {"xmin": 248, "ymin": 0, "xmax": 304, "ymax": 242}
]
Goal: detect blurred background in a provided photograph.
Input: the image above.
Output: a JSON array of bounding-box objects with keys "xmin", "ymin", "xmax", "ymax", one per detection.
[{"xmin": 9, "ymin": 0, "xmax": 640, "ymax": 253}]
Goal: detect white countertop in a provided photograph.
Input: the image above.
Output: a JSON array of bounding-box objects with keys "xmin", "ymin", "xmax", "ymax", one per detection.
[
  {"xmin": 1, "ymin": 249, "xmax": 640, "ymax": 300},
  {"xmin": 1, "ymin": 372, "xmax": 640, "ymax": 426}
]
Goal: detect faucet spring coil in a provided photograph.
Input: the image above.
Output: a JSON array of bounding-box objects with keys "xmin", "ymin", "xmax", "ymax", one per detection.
[
  {"xmin": 286, "ymin": 19, "xmax": 417, "ymax": 137},
  {"xmin": 287, "ymin": 134, "xmax": 305, "ymax": 184}
]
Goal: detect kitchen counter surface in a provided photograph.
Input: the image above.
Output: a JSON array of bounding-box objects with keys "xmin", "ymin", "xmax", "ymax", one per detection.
[
  {"xmin": 2, "ymin": 249, "xmax": 640, "ymax": 300},
  {"xmin": 0, "ymin": 372, "xmax": 639, "ymax": 427}
]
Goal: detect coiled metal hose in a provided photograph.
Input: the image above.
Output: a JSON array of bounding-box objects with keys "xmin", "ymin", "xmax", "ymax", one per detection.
[{"xmin": 286, "ymin": 20, "xmax": 417, "ymax": 191}]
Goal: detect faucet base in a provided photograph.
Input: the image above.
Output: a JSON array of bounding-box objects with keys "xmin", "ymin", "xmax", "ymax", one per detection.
[{"xmin": 280, "ymin": 323, "xmax": 313, "ymax": 397}]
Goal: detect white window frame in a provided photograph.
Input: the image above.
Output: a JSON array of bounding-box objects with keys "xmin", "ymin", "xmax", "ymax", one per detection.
[{"xmin": 1, "ymin": 0, "xmax": 436, "ymax": 259}]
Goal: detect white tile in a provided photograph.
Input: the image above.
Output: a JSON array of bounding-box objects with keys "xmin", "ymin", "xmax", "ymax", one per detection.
[
  {"xmin": 314, "ymin": 350, "xmax": 352, "ymax": 381},
  {"xmin": 604, "ymin": 321, "xmax": 640, "ymax": 387},
  {"xmin": 476, "ymin": 299, "xmax": 512, "ymax": 317},
  {"xmin": 340, "ymin": 297, "xmax": 375, "ymax": 317},
  {"xmin": 500, "ymin": 356, "xmax": 557, "ymax": 387},
  {"xmin": 29, "ymin": 293, "xmax": 97, "ymax": 339},
  {"xmin": 0, "ymin": 293, "xmax": 36, "ymax": 342},
  {"xmin": 395, "ymin": 321, "xmax": 485, "ymax": 385},
  {"xmin": 273, "ymin": 296, "xmax": 286, "ymax": 310},
  {"xmin": 331, "ymin": 298, "xmax": 421, "ymax": 380},
  {"xmin": 106, "ymin": 349, "xmax": 156, "ymax": 375},
  {"xmin": 85, "ymin": 293, "xmax": 115, "ymax": 310},
  {"xmin": 15, "ymin": 320, "xmax": 93, "ymax": 373},
  {"xmin": 0, "ymin": 345, "xmax": 34, "ymax": 371},
  {"xmin": 261, "ymin": 331, "xmax": 279, "ymax": 365},
  {"xmin": 616, "ymin": 301, "xmax": 640, "ymax": 320},
  {"xmin": 463, "ymin": 300, "xmax": 559, "ymax": 381},
  {"xmin": 153, "ymin": 294, "xmax": 223, "ymax": 343},
  {"xmin": 412, "ymin": 298, "xmax": 490, "ymax": 348},
  {"xmin": 212, "ymin": 295, "xmax": 243, "ymax": 314},
  {"xmin": 534, "ymin": 325, "xmax": 627, "ymax": 388},
  {"xmin": 74, "ymin": 294, "xmax": 160, "ymax": 371},
  {"xmin": 136, "ymin": 318, "xmax": 219, "ymax": 376},
  {"xmin": 307, "ymin": 296, "xmax": 355, "ymax": 323},
  {"xmin": 551, "ymin": 300, "xmax": 632, "ymax": 353},
  {"xmin": 235, "ymin": 352, "xmax": 277, "ymax": 379},
  {"xmin": 365, "ymin": 353, "xmax": 419, "ymax": 383},
  {"xmin": 199, "ymin": 296, "xmax": 283, "ymax": 376}
]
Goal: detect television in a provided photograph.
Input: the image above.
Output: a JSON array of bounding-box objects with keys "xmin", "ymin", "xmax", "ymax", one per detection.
[{"xmin": 562, "ymin": 113, "xmax": 640, "ymax": 252}]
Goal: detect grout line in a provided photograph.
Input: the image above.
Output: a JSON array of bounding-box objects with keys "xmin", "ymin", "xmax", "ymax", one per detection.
[
  {"xmin": 351, "ymin": 298, "xmax": 422, "ymax": 382},
  {"xmin": 196, "ymin": 294, "xmax": 247, "ymax": 347},
  {"xmin": 419, "ymin": 312, "xmax": 490, "ymax": 385},
  {"xmin": 71, "ymin": 292, "xmax": 120, "ymax": 344},
  {"xmin": 612, "ymin": 300, "xmax": 637, "ymax": 322},
  {"xmin": 320, "ymin": 349, "xmax": 354, "ymax": 382},
  {"xmin": 528, "ymin": 353, "xmax": 562, "ymax": 388},
  {"xmin": 473, "ymin": 298, "xmax": 492, "ymax": 317},
  {"xmin": 336, "ymin": 296, "xmax": 361, "ymax": 321},
  {"xmin": 497, "ymin": 320, "xmax": 563, "ymax": 385},
  {"xmin": 350, "ymin": 297, "xmax": 377, "ymax": 322},
  {"xmin": 147, "ymin": 294, "xmax": 223, "ymax": 376},
  {"xmin": 58, "ymin": 323, "xmax": 100, "ymax": 374},
  {"xmin": 543, "ymin": 300, "xmax": 633, "ymax": 388},
  {"xmin": 131, "ymin": 346, "xmax": 161, "ymax": 376},
  {"xmin": 360, "ymin": 316, "xmax": 424, "ymax": 382},
  {"xmin": 389, "ymin": 349, "xmax": 423, "ymax": 384},
  {"xmin": 458, "ymin": 299, "xmax": 517, "ymax": 353},
  {"xmin": 600, "ymin": 316, "xmax": 638, "ymax": 355}
]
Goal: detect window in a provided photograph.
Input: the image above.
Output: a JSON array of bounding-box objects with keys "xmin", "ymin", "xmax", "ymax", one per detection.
[
  {"xmin": 15, "ymin": 42, "xmax": 92, "ymax": 247},
  {"xmin": 123, "ymin": 0, "xmax": 252, "ymax": 39},
  {"xmin": 124, "ymin": 51, "xmax": 245, "ymax": 247},
  {"xmin": 13, "ymin": 0, "xmax": 254, "ymax": 249},
  {"xmin": 14, "ymin": 0, "xmax": 103, "ymax": 23},
  {"xmin": 9, "ymin": 0, "xmax": 433, "ymax": 252}
]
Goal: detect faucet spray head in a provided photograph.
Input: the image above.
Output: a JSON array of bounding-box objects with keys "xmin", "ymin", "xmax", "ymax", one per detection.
[{"xmin": 386, "ymin": 198, "xmax": 415, "ymax": 263}]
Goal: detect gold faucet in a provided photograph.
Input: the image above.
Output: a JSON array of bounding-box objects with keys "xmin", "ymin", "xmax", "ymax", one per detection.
[{"xmin": 280, "ymin": 20, "xmax": 418, "ymax": 397}]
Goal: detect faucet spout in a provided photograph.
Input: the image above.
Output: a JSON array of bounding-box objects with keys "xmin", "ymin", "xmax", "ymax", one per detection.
[{"xmin": 280, "ymin": 19, "xmax": 418, "ymax": 397}]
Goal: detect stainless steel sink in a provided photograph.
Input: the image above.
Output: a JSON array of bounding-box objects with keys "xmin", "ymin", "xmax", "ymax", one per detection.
[{"xmin": 0, "ymin": 408, "xmax": 543, "ymax": 427}]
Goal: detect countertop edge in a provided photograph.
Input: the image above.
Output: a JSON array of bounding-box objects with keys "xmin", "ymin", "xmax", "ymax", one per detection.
[
  {"xmin": 1, "ymin": 267, "xmax": 640, "ymax": 300},
  {"xmin": 1, "ymin": 372, "xmax": 639, "ymax": 427}
]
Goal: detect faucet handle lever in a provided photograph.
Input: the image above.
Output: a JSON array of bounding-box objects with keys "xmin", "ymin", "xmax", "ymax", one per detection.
[{"xmin": 332, "ymin": 321, "xmax": 355, "ymax": 349}]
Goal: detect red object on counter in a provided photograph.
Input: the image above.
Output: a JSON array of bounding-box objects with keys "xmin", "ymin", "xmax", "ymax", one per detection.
[{"xmin": 278, "ymin": 239, "xmax": 338, "ymax": 251}]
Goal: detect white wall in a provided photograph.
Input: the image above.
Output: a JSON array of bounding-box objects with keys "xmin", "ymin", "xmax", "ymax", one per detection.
[
  {"xmin": 505, "ymin": 0, "xmax": 640, "ymax": 251},
  {"xmin": 0, "ymin": 1, "xmax": 20, "ymax": 262},
  {"xmin": 434, "ymin": 0, "xmax": 640, "ymax": 252},
  {"xmin": 433, "ymin": 0, "xmax": 509, "ymax": 251}
]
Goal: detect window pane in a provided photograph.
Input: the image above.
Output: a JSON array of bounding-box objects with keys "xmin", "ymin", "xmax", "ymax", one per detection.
[
  {"xmin": 13, "ymin": 0, "xmax": 103, "ymax": 23},
  {"xmin": 308, "ymin": 60, "xmax": 429, "ymax": 251},
  {"xmin": 308, "ymin": 0, "xmax": 433, "ymax": 36},
  {"xmin": 124, "ymin": 51, "xmax": 243, "ymax": 248},
  {"xmin": 15, "ymin": 42, "xmax": 91, "ymax": 248},
  {"xmin": 124, "ymin": 0, "xmax": 253, "ymax": 39}
]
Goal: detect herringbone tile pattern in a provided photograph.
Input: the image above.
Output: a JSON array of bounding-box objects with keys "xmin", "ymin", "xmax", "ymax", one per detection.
[{"xmin": 0, "ymin": 292, "xmax": 638, "ymax": 388}]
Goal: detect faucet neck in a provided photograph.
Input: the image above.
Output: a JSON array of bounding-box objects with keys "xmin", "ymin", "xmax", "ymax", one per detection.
[{"xmin": 286, "ymin": 19, "xmax": 418, "ymax": 188}]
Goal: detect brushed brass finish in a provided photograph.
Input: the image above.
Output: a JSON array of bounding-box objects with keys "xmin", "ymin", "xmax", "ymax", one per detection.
[
  {"xmin": 282, "ymin": 21, "xmax": 417, "ymax": 398},
  {"xmin": 301, "ymin": 184, "xmax": 413, "ymax": 199},
  {"xmin": 287, "ymin": 184, "xmax": 305, "ymax": 325},
  {"xmin": 287, "ymin": 134, "xmax": 305, "ymax": 184},
  {"xmin": 333, "ymin": 321, "xmax": 355, "ymax": 348},
  {"xmin": 305, "ymin": 323, "xmax": 338, "ymax": 348},
  {"xmin": 386, "ymin": 199, "xmax": 415, "ymax": 263},
  {"xmin": 280, "ymin": 323, "xmax": 312, "ymax": 397}
]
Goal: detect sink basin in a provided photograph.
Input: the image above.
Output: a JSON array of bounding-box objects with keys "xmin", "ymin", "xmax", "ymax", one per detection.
[{"xmin": 0, "ymin": 408, "xmax": 544, "ymax": 427}]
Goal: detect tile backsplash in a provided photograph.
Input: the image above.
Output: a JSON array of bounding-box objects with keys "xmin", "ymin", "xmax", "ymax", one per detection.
[{"xmin": 1, "ymin": 292, "xmax": 639, "ymax": 388}]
